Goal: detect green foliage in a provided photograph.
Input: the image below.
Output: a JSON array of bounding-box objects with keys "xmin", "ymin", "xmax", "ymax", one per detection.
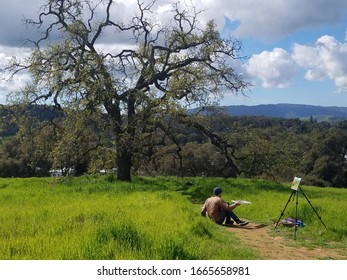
[{"xmin": 1, "ymin": 103, "xmax": 347, "ymax": 188}]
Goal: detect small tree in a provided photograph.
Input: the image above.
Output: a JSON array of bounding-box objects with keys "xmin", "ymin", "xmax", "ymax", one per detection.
[{"xmin": 6, "ymin": 0, "xmax": 248, "ymax": 181}]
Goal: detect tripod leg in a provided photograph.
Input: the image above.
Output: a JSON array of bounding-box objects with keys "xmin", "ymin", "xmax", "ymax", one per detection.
[
  {"xmin": 299, "ymin": 187, "xmax": 328, "ymax": 230},
  {"xmin": 294, "ymin": 190, "xmax": 299, "ymax": 240},
  {"xmin": 275, "ymin": 191, "xmax": 295, "ymax": 229}
]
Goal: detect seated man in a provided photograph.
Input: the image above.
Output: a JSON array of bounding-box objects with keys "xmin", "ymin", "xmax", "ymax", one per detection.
[{"xmin": 201, "ymin": 187, "xmax": 249, "ymax": 226}]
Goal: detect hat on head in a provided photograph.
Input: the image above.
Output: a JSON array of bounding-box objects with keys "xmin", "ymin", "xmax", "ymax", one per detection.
[{"xmin": 213, "ymin": 187, "xmax": 222, "ymax": 196}]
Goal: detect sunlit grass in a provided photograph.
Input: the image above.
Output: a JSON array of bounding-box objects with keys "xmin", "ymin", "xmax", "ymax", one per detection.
[
  {"xmin": 0, "ymin": 176, "xmax": 256, "ymax": 260},
  {"xmin": 0, "ymin": 175, "xmax": 345, "ymax": 260}
]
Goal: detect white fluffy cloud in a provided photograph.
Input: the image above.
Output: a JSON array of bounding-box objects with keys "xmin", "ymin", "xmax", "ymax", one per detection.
[
  {"xmin": 0, "ymin": 46, "xmax": 31, "ymax": 103},
  {"xmin": 246, "ymin": 35, "xmax": 347, "ymax": 92},
  {"xmin": 292, "ymin": 35, "xmax": 347, "ymax": 92},
  {"xmin": 245, "ymin": 48, "xmax": 297, "ymax": 88}
]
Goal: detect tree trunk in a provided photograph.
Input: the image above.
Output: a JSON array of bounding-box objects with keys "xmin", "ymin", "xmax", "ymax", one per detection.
[
  {"xmin": 115, "ymin": 93, "xmax": 136, "ymax": 181},
  {"xmin": 117, "ymin": 148, "xmax": 132, "ymax": 181},
  {"xmin": 105, "ymin": 98, "xmax": 133, "ymax": 181}
]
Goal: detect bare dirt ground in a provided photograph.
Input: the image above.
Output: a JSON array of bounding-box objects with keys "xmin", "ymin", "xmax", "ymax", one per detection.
[{"xmin": 226, "ymin": 223, "xmax": 346, "ymax": 260}]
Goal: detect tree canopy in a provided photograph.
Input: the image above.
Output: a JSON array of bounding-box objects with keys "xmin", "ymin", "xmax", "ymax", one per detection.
[{"xmin": 5, "ymin": 0, "xmax": 248, "ymax": 181}]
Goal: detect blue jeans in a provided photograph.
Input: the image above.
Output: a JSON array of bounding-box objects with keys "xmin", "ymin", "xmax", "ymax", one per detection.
[{"xmin": 221, "ymin": 208, "xmax": 241, "ymax": 224}]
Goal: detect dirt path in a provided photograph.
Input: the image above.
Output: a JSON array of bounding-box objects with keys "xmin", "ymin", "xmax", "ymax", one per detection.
[{"xmin": 226, "ymin": 223, "xmax": 346, "ymax": 260}]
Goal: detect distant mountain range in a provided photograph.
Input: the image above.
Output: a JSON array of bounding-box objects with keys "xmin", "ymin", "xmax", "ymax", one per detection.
[{"xmin": 196, "ymin": 104, "xmax": 347, "ymax": 121}]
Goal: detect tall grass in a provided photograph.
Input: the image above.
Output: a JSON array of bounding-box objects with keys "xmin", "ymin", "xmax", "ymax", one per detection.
[
  {"xmin": 0, "ymin": 175, "xmax": 345, "ymax": 260},
  {"xmin": 0, "ymin": 176, "xmax": 256, "ymax": 260}
]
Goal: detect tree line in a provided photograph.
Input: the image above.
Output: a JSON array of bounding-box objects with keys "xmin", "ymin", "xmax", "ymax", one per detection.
[{"xmin": 1, "ymin": 105, "xmax": 346, "ymax": 188}]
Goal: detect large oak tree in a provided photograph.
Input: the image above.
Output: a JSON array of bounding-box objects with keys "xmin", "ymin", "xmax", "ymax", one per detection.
[{"xmin": 7, "ymin": 0, "xmax": 248, "ymax": 181}]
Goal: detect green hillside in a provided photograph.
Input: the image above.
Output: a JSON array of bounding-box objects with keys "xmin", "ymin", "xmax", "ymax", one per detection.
[{"xmin": 0, "ymin": 176, "xmax": 346, "ymax": 260}]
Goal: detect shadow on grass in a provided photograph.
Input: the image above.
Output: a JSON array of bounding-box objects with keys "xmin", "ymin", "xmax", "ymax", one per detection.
[{"xmin": 223, "ymin": 223, "xmax": 268, "ymax": 230}]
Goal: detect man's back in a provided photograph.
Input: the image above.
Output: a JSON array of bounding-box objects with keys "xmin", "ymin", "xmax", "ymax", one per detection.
[{"xmin": 201, "ymin": 196, "xmax": 225, "ymax": 223}]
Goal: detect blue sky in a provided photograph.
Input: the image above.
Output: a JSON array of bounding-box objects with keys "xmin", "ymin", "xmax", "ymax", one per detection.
[
  {"xmin": 0, "ymin": 0, "xmax": 347, "ymax": 107},
  {"xmin": 221, "ymin": 4, "xmax": 347, "ymax": 107}
]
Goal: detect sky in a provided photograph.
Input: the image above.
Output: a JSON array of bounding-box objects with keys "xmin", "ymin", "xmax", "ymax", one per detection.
[{"xmin": 0, "ymin": 0, "xmax": 347, "ymax": 107}]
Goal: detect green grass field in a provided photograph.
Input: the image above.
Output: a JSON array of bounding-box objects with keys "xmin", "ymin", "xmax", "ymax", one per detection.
[{"xmin": 0, "ymin": 175, "xmax": 346, "ymax": 259}]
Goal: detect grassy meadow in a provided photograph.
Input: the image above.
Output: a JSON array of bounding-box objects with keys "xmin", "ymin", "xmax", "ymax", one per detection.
[{"xmin": 0, "ymin": 175, "xmax": 346, "ymax": 260}]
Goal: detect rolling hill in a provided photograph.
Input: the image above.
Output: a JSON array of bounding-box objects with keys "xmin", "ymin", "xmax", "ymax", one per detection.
[{"xmin": 195, "ymin": 104, "xmax": 347, "ymax": 121}]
